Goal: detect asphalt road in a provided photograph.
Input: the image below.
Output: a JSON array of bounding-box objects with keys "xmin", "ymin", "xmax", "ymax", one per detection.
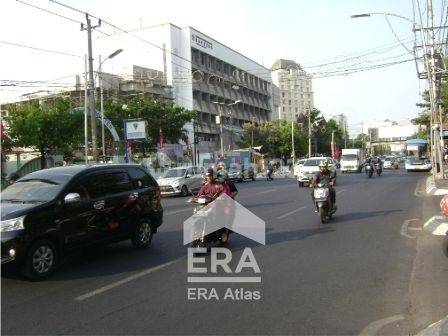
[{"xmin": 2, "ymin": 169, "xmax": 447, "ymax": 335}]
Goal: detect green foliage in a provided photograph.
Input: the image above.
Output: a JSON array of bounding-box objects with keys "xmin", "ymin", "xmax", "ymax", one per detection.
[
  {"xmin": 411, "ymin": 129, "xmax": 429, "ymax": 140},
  {"xmin": 237, "ymin": 108, "xmax": 345, "ymax": 158},
  {"xmin": 352, "ymin": 133, "xmax": 370, "ymax": 149},
  {"xmin": 103, "ymin": 97, "xmax": 197, "ymax": 151},
  {"xmin": 6, "ymin": 98, "xmax": 83, "ymax": 158},
  {"xmin": 237, "ymin": 119, "xmax": 306, "ymax": 158}
]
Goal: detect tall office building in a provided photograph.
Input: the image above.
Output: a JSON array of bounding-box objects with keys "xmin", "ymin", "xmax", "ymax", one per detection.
[
  {"xmin": 270, "ymin": 59, "xmax": 314, "ymax": 122},
  {"xmin": 98, "ymin": 23, "xmax": 272, "ymax": 154}
]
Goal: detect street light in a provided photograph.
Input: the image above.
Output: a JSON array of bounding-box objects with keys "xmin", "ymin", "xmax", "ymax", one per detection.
[
  {"xmin": 211, "ymin": 100, "xmax": 241, "ymax": 157},
  {"xmin": 350, "ymin": 12, "xmax": 415, "ymax": 24},
  {"xmin": 350, "ymin": 9, "xmax": 446, "ymax": 178},
  {"xmin": 97, "ymin": 48, "xmax": 123, "ymax": 161}
]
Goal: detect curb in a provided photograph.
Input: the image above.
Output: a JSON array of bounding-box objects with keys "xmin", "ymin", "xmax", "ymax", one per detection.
[
  {"xmin": 423, "ymin": 215, "xmax": 448, "ymax": 236},
  {"xmin": 425, "ymin": 176, "xmax": 448, "ymax": 196},
  {"xmin": 416, "ymin": 316, "xmax": 448, "ymax": 336}
]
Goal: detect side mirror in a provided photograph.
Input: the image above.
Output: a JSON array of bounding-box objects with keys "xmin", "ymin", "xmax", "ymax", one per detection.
[
  {"xmin": 185, "ymin": 174, "xmax": 192, "ymax": 178},
  {"xmin": 64, "ymin": 193, "xmax": 81, "ymax": 204}
]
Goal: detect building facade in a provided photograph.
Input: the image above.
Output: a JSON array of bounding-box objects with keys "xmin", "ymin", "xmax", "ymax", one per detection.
[
  {"xmin": 270, "ymin": 59, "xmax": 314, "ymax": 122},
  {"xmin": 98, "ymin": 23, "xmax": 272, "ymax": 155},
  {"xmin": 362, "ymin": 120, "xmax": 418, "ymax": 154}
]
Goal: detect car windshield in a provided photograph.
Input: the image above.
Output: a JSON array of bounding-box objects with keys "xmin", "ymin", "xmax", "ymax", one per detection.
[
  {"xmin": 341, "ymin": 154, "xmax": 358, "ymax": 160},
  {"xmin": 1, "ymin": 179, "xmax": 62, "ymax": 202},
  {"xmin": 408, "ymin": 157, "xmax": 426, "ymax": 164},
  {"xmin": 304, "ymin": 159, "xmax": 324, "ymax": 167},
  {"xmin": 163, "ymin": 169, "xmax": 187, "ymax": 178}
]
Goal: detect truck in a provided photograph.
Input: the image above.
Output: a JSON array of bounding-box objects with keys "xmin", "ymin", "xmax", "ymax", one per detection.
[{"xmin": 340, "ymin": 149, "xmax": 364, "ymax": 173}]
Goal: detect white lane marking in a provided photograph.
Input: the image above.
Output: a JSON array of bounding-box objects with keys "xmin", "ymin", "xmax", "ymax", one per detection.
[
  {"xmin": 75, "ymin": 259, "xmax": 180, "ymax": 301},
  {"xmin": 414, "ymin": 179, "xmax": 425, "ymax": 197},
  {"xmin": 359, "ymin": 315, "xmax": 404, "ymax": 336},
  {"xmin": 336, "ymin": 189, "xmax": 346, "ymax": 194},
  {"xmin": 401, "ymin": 219, "xmax": 419, "ymax": 239},
  {"xmin": 165, "ymin": 208, "xmax": 192, "ymax": 216},
  {"xmin": 277, "ymin": 206, "xmax": 307, "ymax": 219},
  {"xmin": 255, "ymin": 188, "xmax": 278, "ymax": 195}
]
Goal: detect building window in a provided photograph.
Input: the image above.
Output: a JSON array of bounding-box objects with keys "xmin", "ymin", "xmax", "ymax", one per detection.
[
  {"xmin": 289, "ymin": 100, "xmax": 291, "ymax": 105},
  {"xmin": 283, "ymin": 107, "xmax": 285, "ymax": 112}
]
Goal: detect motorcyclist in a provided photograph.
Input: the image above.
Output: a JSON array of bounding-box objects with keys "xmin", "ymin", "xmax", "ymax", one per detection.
[
  {"xmin": 266, "ymin": 161, "xmax": 274, "ymax": 179},
  {"xmin": 189, "ymin": 168, "xmax": 224, "ymax": 202},
  {"xmin": 310, "ymin": 161, "xmax": 337, "ymax": 212},
  {"xmin": 372, "ymin": 156, "xmax": 383, "ymax": 173},
  {"xmin": 216, "ymin": 168, "xmax": 233, "ymax": 198}
]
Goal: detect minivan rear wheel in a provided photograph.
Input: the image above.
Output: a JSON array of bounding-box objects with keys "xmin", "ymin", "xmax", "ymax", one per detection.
[
  {"xmin": 22, "ymin": 239, "xmax": 58, "ymax": 280},
  {"xmin": 132, "ymin": 219, "xmax": 153, "ymax": 248}
]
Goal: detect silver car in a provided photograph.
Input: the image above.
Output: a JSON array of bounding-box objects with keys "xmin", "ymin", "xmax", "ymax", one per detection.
[{"xmin": 157, "ymin": 166, "xmax": 205, "ymax": 196}]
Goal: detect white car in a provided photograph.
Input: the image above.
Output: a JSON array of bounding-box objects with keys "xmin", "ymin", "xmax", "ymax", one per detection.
[
  {"xmin": 157, "ymin": 166, "xmax": 205, "ymax": 196},
  {"xmin": 296, "ymin": 157, "xmax": 337, "ymax": 187},
  {"xmin": 293, "ymin": 159, "xmax": 307, "ymax": 177},
  {"xmin": 405, "ymin": 157, "xmax": 431, "ymax": 172}
]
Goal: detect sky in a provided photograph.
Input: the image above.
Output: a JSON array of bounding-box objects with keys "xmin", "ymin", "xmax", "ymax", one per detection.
[{"xmin": 1, "ymin": 0, "xmax": 445, "ymax": 136}]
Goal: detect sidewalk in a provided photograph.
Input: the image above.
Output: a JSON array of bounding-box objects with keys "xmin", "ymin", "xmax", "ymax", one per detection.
[
  {"xmin": 409, "ymin": 189, "xmax": 448, "ymax": 335},
  {"xmin": 425, "ymin": 175, "xmax": 448, "ymax": 196}
]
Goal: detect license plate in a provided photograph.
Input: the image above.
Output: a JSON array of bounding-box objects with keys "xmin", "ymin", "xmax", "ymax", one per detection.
[{"xmin": 314, "ymin": 188, "xmax": 327, "ymax": 198}]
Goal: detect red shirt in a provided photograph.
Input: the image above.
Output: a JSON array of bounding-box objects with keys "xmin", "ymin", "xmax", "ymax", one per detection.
[{"xmin": 197, "ymin": 182, "xmax": 224, "ymax": 198}]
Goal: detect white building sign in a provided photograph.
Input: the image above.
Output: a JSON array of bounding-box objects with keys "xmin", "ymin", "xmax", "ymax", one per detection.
[
  {"xmin": 191, "ymin": 33, "xmax": 213, "ymax": 50},
  {"xmin": 126, "ymin": 120, "xmax": 147, "ymax": 140}
]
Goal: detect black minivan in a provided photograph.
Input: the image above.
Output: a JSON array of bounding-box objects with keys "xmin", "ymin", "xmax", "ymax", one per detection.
[{"xmin": 1, "ymin": 164, "xmax": 163, "ymax": 279}]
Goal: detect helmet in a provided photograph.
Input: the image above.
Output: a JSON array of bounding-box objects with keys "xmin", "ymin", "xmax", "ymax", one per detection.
[
  {"xmin": 205, "ymin": 168, "xmax": 216, "ymax": 179},
  {"xmin": 216, "ymin": 169, "xmax": 227, "ymax": 183},
  {"xmin": 318, "ymin": 161, "xmax": 328, "ymax": 169}
]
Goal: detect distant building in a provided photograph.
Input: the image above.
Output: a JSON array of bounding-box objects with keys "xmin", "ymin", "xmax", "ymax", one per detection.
[
  {"xmin": 98, "ymin": 23, "xmax": 273, "ymax": 154},
  {"xmin": 362, "ymin": 120, "xmax": 418, "ymax": 154},
  {"xmin": 270, "ymin": 59, "xmax": 314, "ymax": 122},
  {"xmin": 332, "ymin": 114, "xmax": 348, "ymax": 137}
]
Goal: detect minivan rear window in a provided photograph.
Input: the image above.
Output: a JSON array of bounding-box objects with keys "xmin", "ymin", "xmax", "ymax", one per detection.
[{"xmin": 1, "ymin": 180, "xmax": 62, "ymax": 203}]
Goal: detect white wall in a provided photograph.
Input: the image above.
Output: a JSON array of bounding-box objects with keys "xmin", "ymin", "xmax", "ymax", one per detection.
[{"xmin": 378, "ymin": 125, "xmax": 417, "ymax": 139}]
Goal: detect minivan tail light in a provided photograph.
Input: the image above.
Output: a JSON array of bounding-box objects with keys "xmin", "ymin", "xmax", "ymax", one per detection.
[{"xmin": 155, "ymin": 188, "xmax": 162, "ymax": 201}]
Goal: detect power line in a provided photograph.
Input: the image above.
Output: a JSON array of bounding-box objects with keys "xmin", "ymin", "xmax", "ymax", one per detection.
[{"xmin": 1, "ymin": 40, "xmax": 82, "ymax": 58}]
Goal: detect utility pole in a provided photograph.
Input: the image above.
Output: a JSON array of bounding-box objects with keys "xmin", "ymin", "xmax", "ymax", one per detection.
[
  {"xmin": 331, "ymin": 130, "xmax": 335, "ymax": 159},
  {"xmin": 84, "ymin": 55, "xmax": 88, "ymax": 164},
  {"xmin": 99, "ymin": 54, "xmax": 105, "ymax": 161},
  {"xmin": 428, "ymin": 0, "xmax": 444, "ymax": 177},
  {"xmin": 308, "ymin": 109, "xmax": 311, "ymax": 157},
  {"xmin": 291, "ymin": 119, "xmax": 295, "ymax": 166},
  {"xmin": 81, "ymin": 14, "xmax": 101, "ymax": 163}
]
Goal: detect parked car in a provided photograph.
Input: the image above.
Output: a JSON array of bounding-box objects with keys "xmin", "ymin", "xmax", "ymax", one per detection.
[
  {"xmin": 383, "ymin": 156, "xmax": 399, "ymax": 169},
  {"xmin": 405, "ymin": 157, "xmax": 432, "ymax": 172},
  {"xmin": 296, "ymin": 157, "xmax": 337, "ymax": 187},
  {"xmin": 1, "ymin": 164, "xmax": 163, "ymax": 280},
  {"xmin": 157, "ymin": 166, "xmax": 205, "ymax": 196},
  {"xmin": 228, "ymin": 164, "xmax": 255, "ymax": 182}
]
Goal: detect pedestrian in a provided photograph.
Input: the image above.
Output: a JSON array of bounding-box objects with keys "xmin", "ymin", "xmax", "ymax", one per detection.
[
  {"xmin": 7, "ymin": 172, "xmax": 20, "ymax": 185},
  {"xmin": 444, "ymin": 144, "xmax": 448, "ymax": 164}
]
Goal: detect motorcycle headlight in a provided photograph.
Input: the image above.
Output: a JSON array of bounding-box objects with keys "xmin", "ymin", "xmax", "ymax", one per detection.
[{"xmin": 1, "ymin": 216, "xmax": 25, "ymax": 232}]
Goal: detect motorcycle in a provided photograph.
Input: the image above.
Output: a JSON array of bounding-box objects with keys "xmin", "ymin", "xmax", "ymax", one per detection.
[
  {"xmin": 266, "ymin": 168, "xmax": 274, "ymax": 181},
  {"xmin": 188, "ymin": 195, "xmax": 230, "ymax": 248},
  {"xmin": 375, "ymin": 162, "xmax": 382, "ymax": 176},
  {"xmin": 313, "ymin": 182, "xmax": 336, "ymax": 224},
  {"xmin": 365, "ymin": 163, "xmax": 374, "ymax": 178}
]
